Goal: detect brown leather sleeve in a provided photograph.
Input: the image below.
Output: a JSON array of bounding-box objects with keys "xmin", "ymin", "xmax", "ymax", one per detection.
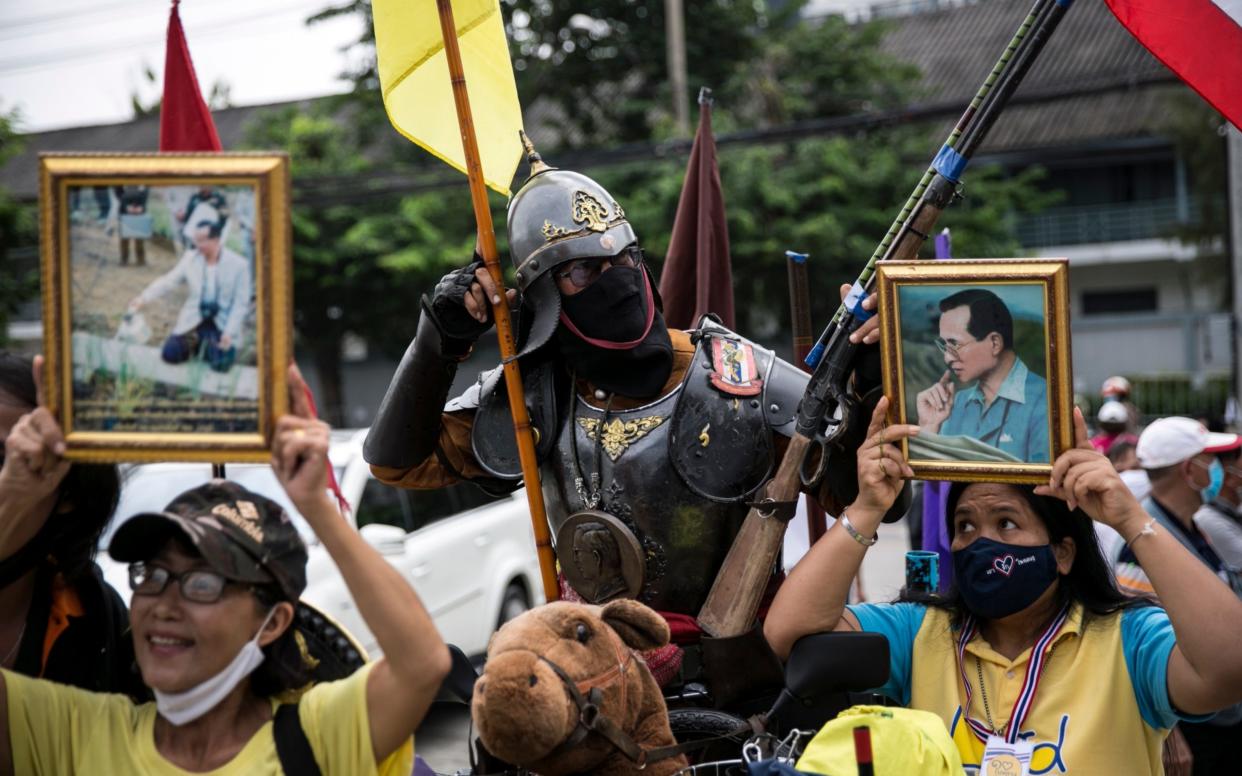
[{"xmin": 369, "ymin": 410, "xmax": 492, "ymax": 488}]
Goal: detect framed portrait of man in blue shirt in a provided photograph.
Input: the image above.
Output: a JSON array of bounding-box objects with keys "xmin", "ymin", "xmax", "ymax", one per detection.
[{"xmin": 876, "ymin": 260, "xmax": 1073, "ymax": 483}]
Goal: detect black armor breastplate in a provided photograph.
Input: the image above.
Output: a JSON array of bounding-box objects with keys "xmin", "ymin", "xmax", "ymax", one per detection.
[
  {"xmin": 467, "ymin": 318, "xmax": 811, "ymax": 616},
  {"xmin": 546, "ymin": 384, "xmax": 760, "ymax": 614}
]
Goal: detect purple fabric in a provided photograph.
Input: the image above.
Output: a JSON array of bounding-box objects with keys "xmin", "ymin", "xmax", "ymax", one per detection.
[
  {"xmin": 922, "ymin": 481, "xmax": 954, "ymax": 590},
  {"xmin": 413, "ymin": 756, "xmax": 437, "ymax": 776},
  {"xmin": 934, "ymin": 228, "xmax": 952, "ymax": 260}
]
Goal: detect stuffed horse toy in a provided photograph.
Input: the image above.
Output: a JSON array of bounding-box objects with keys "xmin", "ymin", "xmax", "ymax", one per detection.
[{"xmin": 471, "ymin": 599, "xmax": 687, "ymax": 775}]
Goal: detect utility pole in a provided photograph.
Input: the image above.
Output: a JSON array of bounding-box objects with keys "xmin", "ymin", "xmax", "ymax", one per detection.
[{"xmin": 665, "ymin": 0, "xmax": 690, "ymax": 136}]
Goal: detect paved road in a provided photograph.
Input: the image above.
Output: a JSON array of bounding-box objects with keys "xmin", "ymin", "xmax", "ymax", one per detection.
[
  {"xmin": 413, "ymin": 521, "xmax": 915, "ymax": 773},
  {"xmin": 416, "ymin": 704, "xmax": 473, "ymax": 774}
]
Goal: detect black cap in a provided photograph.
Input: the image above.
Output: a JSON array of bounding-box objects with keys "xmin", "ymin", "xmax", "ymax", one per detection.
[{"xmin": 109, "ymin": 479, "xmax": 308, "ymax": 601}]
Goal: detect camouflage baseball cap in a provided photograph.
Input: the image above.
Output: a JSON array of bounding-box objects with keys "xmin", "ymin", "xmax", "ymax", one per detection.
[{"xmin": 109, "ymin": 479, "xmax": 308, "ymax": 601}]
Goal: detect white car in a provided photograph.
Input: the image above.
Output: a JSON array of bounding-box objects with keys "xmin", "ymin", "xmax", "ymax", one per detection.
[{"xmin": 98, "ymin": 429, "xmax": 545, "ymax": 658}]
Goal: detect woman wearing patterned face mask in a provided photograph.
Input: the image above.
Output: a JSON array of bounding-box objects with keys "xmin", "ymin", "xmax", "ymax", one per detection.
[{"xmin": 765, "ymin": 399, "xmax": 1242, "ymax": 775}]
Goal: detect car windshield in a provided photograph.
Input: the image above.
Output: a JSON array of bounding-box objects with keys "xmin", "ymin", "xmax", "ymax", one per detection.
[{"xmin": 100, "ymin": 464, "xmax": 334, "ymax": 549}]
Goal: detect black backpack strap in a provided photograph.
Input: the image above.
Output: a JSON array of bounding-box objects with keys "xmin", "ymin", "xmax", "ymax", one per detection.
[{"xmin": 274, "ymin": 703, "xmax": 322, "ymax": 776}]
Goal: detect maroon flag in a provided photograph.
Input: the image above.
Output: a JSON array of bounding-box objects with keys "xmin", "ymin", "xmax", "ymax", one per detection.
[
  {"xmin": 159, "ymin": 0, "xmax": 222, "ymax": 152},
  {"xmin": 1105, "ymin": 0, "xmax": 1242, "ymax": 128},
  {"xmin": 658, "ymin": 89, "xmax": 734, "ymax": 329}
]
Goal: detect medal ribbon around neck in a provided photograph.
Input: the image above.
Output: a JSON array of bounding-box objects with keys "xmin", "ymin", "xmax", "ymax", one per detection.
[{"xmin": 955, "ymin": 603, "xmax": 1070, "ymax": 745}]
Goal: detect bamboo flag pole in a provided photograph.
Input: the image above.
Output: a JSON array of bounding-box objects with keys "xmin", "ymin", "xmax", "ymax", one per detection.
[{"xmin": 435, "ymin": 0, "xmax": 559, "ymax": 603}]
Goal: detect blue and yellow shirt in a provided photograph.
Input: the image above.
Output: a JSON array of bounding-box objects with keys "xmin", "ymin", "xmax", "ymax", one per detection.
[
  {"xmin": 848, "ymin": 601, "xmax": 1201, "ymax": 775},
  {"xmin": 941, "ymin": 357, "xmax": 1049, "ymax": 463}
]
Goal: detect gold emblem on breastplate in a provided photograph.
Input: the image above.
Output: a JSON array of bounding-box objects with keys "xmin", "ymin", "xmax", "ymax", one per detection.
[{"xmin": 577, "ymin": 415, "xmax": 665, "ymax": 461}]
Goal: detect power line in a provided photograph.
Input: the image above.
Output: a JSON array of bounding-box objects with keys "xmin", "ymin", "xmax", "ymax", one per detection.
[
  {"xmin": 291, "ymin": 74, "xmax": 1180, "ymax": 206},
  {"xmin": 0, "ymin": 0, "xmax": 332, "ymax": 73},
  {"xmin": 0, "ymin": 1, "xmax": 154, "ymax": 33}
]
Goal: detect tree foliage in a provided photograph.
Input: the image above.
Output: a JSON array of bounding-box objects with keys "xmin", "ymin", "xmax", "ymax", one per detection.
[
  {"xmin": 597, "ymin": 129, "xmax": 1056, "ymax": 337},
  {"xmin": 242, "ymin": 105, "xmax": 419, "ymax": 424},
  {"xmin": 0, "ymin": 107, "xmax": 37, "ymax": 347},
  {"xmin": 280, "ymin": 0, "xmax": 1054, "ymax": 412}
]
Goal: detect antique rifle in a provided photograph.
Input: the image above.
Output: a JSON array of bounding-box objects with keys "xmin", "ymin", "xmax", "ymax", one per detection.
[{"xmin": 697, "ymin": 0, "xmax": 1075, "ymax": 637}]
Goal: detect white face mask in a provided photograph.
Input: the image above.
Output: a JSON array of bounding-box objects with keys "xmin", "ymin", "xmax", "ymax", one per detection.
[{"xmin": 153, "ymin": 609, "xmax": 276, "ymax": 726}]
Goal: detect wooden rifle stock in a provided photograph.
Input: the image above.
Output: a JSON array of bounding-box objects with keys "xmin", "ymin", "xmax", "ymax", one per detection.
[
  {"xmin": 697, "ymin": 433, "xmax": 811, "ymax": 637},
  {"xmin": 696, "ymin": 0, "xmax": 1072, "ymax": 638}
]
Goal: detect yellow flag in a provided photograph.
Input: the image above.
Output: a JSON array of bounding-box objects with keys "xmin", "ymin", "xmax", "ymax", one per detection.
[{"xmin": 373, "ymin": 0, "xmax": 524, "ymax": 195}]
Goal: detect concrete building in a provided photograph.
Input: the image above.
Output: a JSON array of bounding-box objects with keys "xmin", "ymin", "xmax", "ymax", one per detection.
[{"xmin": 877, "ymin": 0, "xmax": 1235, "ymax": 418}]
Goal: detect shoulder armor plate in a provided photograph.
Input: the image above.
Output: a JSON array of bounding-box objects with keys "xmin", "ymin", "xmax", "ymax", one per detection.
[
  {"xmin": 470, "ymin": 360, "xmax": 561, "ymax": 479},
  {"xmin": 669, "ymin": 319, "xmax": 777, "ymax": 503}
]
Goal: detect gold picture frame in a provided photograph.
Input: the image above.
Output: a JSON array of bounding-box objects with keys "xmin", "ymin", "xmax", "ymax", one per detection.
[
  {"xmin": 39, "ymin": 153, "xmax": 291, "ymax": 463},
  {"xmin": 877, "ymin": 259, "xmax": 1072, "ymax": 484}
]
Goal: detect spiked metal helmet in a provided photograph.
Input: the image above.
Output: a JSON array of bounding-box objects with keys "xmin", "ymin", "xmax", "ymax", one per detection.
[{"xmin": 507, "ymin": 133, "xmax": 637, "ymax": 357}]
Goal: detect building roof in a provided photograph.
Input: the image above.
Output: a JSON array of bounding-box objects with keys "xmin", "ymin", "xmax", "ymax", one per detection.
[
  {"xmin": 877, "ymin": 0, "xmax": 1181, "ymax": 153},
  {"xmin": 1, "ymin": 98, "xmax": 326, "ymax": 201}
]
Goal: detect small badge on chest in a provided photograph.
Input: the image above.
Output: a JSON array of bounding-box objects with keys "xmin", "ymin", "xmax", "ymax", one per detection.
[
  {"xmin": 982, "ymin": 736, "xmax": 1032, "ymax": 776},
  {"xmin": 709, "ymin": 338, "xmax": 763, "ymax": 397}
]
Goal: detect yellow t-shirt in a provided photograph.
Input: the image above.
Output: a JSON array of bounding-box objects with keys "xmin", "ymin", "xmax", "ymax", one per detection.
[
  {"xmin": 848, "ymin": 601, "xmax": 1206, "ymax": 776},
  {"xmin": 4, "ymin": 662, "xmax": 414, "ymax": 775}
]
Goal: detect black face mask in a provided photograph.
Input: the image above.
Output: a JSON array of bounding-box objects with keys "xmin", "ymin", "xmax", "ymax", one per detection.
[
  {"xmin": 952, "ymin": 537, "xmax": 1060, "ymax": 620},
  {"xmin": 557, "ymin": 265, "xmax": 673, "ymax": 398}
]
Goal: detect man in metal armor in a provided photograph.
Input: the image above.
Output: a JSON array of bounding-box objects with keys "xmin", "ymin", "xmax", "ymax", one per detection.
[{"xmin": 364, "ymin": 148, "xmax": 835, "ymax": 626}]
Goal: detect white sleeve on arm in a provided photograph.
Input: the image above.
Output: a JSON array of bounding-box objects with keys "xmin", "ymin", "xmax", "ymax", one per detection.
[
  {"xmin": 1193, "ymin": 505, "xmax": 1242, "ymax": 572},
  {"xmin": 1113, "ymin": 559, "xmax": 1155, "ymax": 597},
  {"xmin": 139, "ymin": 253, "xmax": 189, "ymax": 303}
]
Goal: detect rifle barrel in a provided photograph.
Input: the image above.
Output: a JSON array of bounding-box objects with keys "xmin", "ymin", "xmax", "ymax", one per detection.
[
  {"xmin": 804, "ymin": 0, "xmax": 1072, "ymax": 370},
  {"xmin": 696, "ymin": 0, "xmax": 1077, "ymax": 641}
]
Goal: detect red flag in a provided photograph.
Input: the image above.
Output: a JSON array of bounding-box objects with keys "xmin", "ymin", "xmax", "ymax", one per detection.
[
  {"xmin": 159, "ymin": 0, "xmax": 222, "ymax": 152},
  {"xmin": 658, "ymin": 90, "xmax": 734, "ymax": 330},
  {"xmin": 1105, "ymin": 0, "xmax": 1242, "ymax": 129}
]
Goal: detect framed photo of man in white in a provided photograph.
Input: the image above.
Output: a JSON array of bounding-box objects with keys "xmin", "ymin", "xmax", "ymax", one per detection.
[
  {"xmin": 877, "ymin": 260, "xmax": 1072, "ymax": 484},
  {"xmin": 39, "ymin": 153, "xmax": 291, "ymax": 463}
]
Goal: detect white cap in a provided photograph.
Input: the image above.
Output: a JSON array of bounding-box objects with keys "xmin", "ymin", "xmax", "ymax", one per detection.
[
  {"xmin": 1136, "ymin": 416, "xmax": 1241, "ymax": 469},
  {"xmin": 1097, "ymin": 402, "xmax": 1128, "ymax": 424},
  {"xmin": 1102, "ymin": 376, "xmax": 1131, "ymax": 397}
]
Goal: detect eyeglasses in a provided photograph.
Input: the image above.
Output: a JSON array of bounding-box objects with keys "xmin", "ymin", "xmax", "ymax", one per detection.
[
  {"xmin": 934, "ymin": 336, "xmax": 981, "ymax": 358},
  {"xmin": 553, "ymin": 246, "xmax": 640, "ymax": 289},
  {"xmin": 128, "ymin": 562, "xmax": 241, "ymax": 604}
]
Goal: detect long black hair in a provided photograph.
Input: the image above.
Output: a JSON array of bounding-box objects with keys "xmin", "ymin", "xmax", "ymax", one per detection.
[
  {"xmin": 908, "ymin": 482, "xmax": 1151, "ymax": 625},
  {"xmin": 0, "ymin": 352, "xmax": 120, "ymax": 583},
  {"xmin": 248, "ymin": 584, "xmax": 314, "ymax": 698}
]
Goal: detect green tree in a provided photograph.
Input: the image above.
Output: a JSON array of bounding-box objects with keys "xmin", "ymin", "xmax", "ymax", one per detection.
[
  {"xmin": 0, "ymin": 107, "xmax": 37, "ymax": 347},
  {"xmin": 506, "ymin": 0, "xmax": 766, "ymax": 145},
  {"xmin": 242, "ymin": 101, "xmax": 504, "ymax": 424},
  {"xmin": 242, "ymin": 105, "xmax": 419, "ymax": 424},
  {"xmin": 595, "ymin": 127, "xmax": 1057, "ymax": 336},
  {"xmin": 725, "ymin": 12, "xmax": 919, "ymax": 129},
  {"xmin": 288, "ymin": 0, "xmax": 1056, "ymax": 388}
]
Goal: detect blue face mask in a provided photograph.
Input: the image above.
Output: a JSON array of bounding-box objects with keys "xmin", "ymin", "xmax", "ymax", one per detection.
[
  {"xmin": 952, "ymin": 537, "xmax": 1060, "ymax": 621},
  {"xmin": 1201, "ymin": 458, "xmax": 1224, "ymax": 504}
]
